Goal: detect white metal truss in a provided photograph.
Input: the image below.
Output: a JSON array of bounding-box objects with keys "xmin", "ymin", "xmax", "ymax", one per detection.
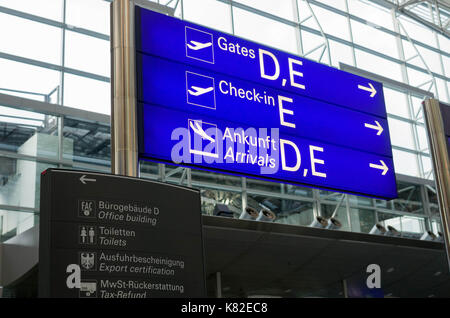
[
  {"xmin": 393, "ymin": 9, "xmax": 437, "ymax": 97},
  {"xmin": 297, "ymin": 0, "xmax": 332, "ymax": 65},
  {"xmin": 387, "ymin": 0, "xmax": 450, "ymax": 37}
]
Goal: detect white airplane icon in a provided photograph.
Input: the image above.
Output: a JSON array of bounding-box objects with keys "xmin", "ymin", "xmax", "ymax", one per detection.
[
  {"xmin": 189, "ymin": 121, "xmax": 215, "ymax": 143},
  {"xmin": 188, "ymin": 86, "xmax": 214, "ymax": 96},
  {"xmin": 187, "ymin": 40, "xmax": 212, "ymax": 51}
]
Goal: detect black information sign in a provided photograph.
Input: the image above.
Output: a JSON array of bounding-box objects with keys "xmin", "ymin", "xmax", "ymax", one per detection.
[{"xmin": 39, "ymin": 169, "xmax": 206, "ymax": 298}]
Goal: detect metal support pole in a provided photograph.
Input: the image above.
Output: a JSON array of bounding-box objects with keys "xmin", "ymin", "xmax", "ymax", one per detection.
[
  {"xmin": 241, "ymin": 177, "xmax": 247, "ymax": 214},
  {"xmin": 331, "ymin": 194, "xmax": 345, "ymax": 218},
  {"xmin": 111, "ymin": 0, "xmax": 138, "ymax": 177},
  {"xmin": 423, "ymin": 98, "xmax": 450, "ymax": 271},
  {"xmin": 187, "ymin": 168, "xmax": 192, "ymax": 187},
  {"xmin": 216, "ymin": 272, "xmax": 222, "ymax": 298},
  {"xmin": 57, "ymin": 116, "xmax": 64, "ymax": 165},
  {"xmin": 342, "ymin": 279, "xmax": 348, "ymax": 298}
]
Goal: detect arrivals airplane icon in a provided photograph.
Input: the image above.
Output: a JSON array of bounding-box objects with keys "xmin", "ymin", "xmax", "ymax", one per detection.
[
  {"xmin": 189, "ymin": 121, "xmax": 215, "ymax": 143},
  {"xmin": 187, "ymin": 40, "xmax": 212, "ymax": 51},
  {"xmin": 188, "ymin": 86, "xmax": 214, "ymax": 96}
]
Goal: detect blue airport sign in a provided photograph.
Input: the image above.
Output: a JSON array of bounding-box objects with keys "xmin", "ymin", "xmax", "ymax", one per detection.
[
  {"xmin": 137, "ymin": 53, "xmax": 392, "ymax": 157},
  {"xmin": 135, "ymin": 6, "xmax": 397, "ymax": 199},
  {"xmin": 136, "ymin": 7, "xmax": 386, "ymax": 118},
  {"xmin": 140, "ymin": 103, "xmax": 396, "ymax": 199}
]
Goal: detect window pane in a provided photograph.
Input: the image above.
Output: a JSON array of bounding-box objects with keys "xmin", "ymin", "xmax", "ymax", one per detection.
[
  {"xmin": 406, "ymin": 67, "xmax": 432, "ymax": 88},
  {"xmin": 0, "ymin": 13, "xmax": 61, "ymax": 65},
  {"xmin": 65, "ymin": 30, "xmax": 110, "ymax": 77},
  {"xmin": 183, "ymin": 0, "xmax": 232, "ymax": 33},
  {"xmin": 0, "ymin": 0, "xmax": 63, "ymax": 21},
  {"xmin": 401, "ymin": 216, "xmax": 425, "ymax": 235},
  {"xmin": 0, "ymin": 58, "xmax": 60, "ymax": 98},
  {"xmin": 301, "ymin": 30, "xmax": 327, "ymax": 62},
  {"xmin": 443, "ymin": 56, "xmax": 450, "ymax": 78},
  {"xmin": 399, "ymin": 16, "xmax": 437, "ymax": 48},
  {"xmin": 316, "ymin": 5, "xmax": 350, "ymax": 41},
  {"xmin": 416, "ymin": 125, "xmax": 428, "ymax": 152},
  {"xmin": 63, "ymin": 116, "xmax": 110, "ymax": 165},
  {"xmin": 392, "ymin": 149, "xmax": 419, "ymax": 177},
  {"xmin": 427, "ymin": 185, "xmax": 438, "ymax": 204},
  {"xmin": 63, "ymin": 73, "xmax": 110, "ymax": 114},
  {"xmin": 416, "ymin": 45, "xmax": 444, "ymax": 75},
  {"xmin": 66, "ymin": 0, "xmax": 110, "ymax": 34},
  {"xmin": 247, "ymin": 178, "xmax": 282, "ymax": 193},
  {"xmin": 388, "ymin": 118, "xmax": 415, "ymax": 149},
  {"xmin": 436, "ymin": 77, "xmax": 449, "ymax": 102},
  {"xmin": 192, "ymin": 168, "xmax": 242, "ymax": 188},
  {"xmin": 420, "ymin": 155, "xmax": 432, "ymax": 179},
  {"xmin": 394, "ymin": 182, "xmax": 423, "ymax": 214},
  {"xmin": 378, "ymin": 212, "xmax": 401, "ymax": 231},
  {"xmin": 401, "ymin": 39, "xmax": 416, "ymax": 62},
  {"xmin": 348, "ymin": 0, "xmax": 394, "ymax": 31},
  {"xmin": 303, "ymin": 5, "xmax": 350, "ymax": 41},
  {"xmin": 329, "ymin": 40, "xmax": 353, "ymax": 68},
  {"xmin": 321, "ymin": 203, "xmax": 349, "ymax": 231},
  {"xmin": 410, "ymin": 95, "xmax": 426, "ymax": 123},
  {"xmin": 319, "ymin": 190, "xmax": 343, "ymax": 202},
  {"xmin": 431, "ymin": 219, "xmax": 441, "ymax": 235},
  {"xmin": 351, "ymin": 20, "xmax": 398, "ymax": 58},
  {"xmin": 384, "ymin": 87, "xmax": 410, "ymax": 118},
  {"xmin": 437, "ymin": 34, "xmax": 450, "ymax": 54},
  {"xmin": 276, "ymin": 201, "xmax": 314, "ymax": 227},
  {"xmin": 355, "ymin": 49, "xmax": 403, "ymax": 82},
  {"xmin": 315, "ymin": 0, "xmax": 347, "ymax": 12},
  {"xmin": 235, "ymin": 0, "xmax": 297, "ymax": 21},
  {"xmin": 1, "ymin": 210, "xmax": 37, "ymax": 241},
  {"xmin": 233, "ymin": 7, "xmax": 299, "ymax": 54},
  {"xmin": 248, "ymin": 193, "xmax": 314, "ymax": 226},
  {"xmin": 139, "ymin": 160, "xmax": 159, "ymax": 178},
  {"xmin": 0, "ymin": 106, "xmax": 43, "ymax": 152},
  {"xmin": 375, "ymin": 198, "xmax": 392, "ymax": 209},
  {"xmin": 284, "ymin": 184, "xmax": 313, "ymax": 198},
  {"xmin": 349, "ymin": 208, "xmax": 376, "ymax": 233},
  {"xmin": 202, "ymin": 187, "xmax": 241, "ymax": 216},
  {"xmin": 0, "ymin": 106, "xmax": 60, "ymax": 159},
  {"xmin": 0, "ymin": 157, "xmax": 56, "ymax": 209},
  {"xmin": 348, "ymin": 195, "xmax": 373, "ymax": 207}
]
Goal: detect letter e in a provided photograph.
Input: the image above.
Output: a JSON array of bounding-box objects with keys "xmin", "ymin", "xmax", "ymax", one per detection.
[
  {"xmin": 310, "ymin": 146, "xmax": 326, "ymax": 178},
  {"xmin": 278, "ymin": 95, "xmax": 295, "ymax": 128},
  {"xmin": 288, "ymin": 58, "xmax": 305, "ymax": 90}
]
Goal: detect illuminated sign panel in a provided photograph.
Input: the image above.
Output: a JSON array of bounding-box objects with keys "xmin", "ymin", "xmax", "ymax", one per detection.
[{"xmin": 135, "ymin": 7, "xmax": 397, "ymax": 199}]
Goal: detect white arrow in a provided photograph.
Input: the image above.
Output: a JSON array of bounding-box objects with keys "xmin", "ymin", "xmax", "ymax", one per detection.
[
  {"xmin": 358, "ymin": 83, "xmax": 377, "ymax": 97},
  {"xmin": 80, "ymin": 175, "xmax": 96, "ymax": 185},
  {"xmin": 364, "ymin": 120, "xmax": 383, "ymax": 135},
  {"xmin": 369, "ymin": 160, "xmax": 388, "ymax": 175}
]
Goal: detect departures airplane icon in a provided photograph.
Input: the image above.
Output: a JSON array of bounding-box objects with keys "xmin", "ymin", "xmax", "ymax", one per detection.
[
  {"xmin": 188, "ymin": 86, "xmax": 214, "ymax": 96},
  {"xmin": 187, "ymin": 40, "xmax": 212, "ymax": 51}
]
